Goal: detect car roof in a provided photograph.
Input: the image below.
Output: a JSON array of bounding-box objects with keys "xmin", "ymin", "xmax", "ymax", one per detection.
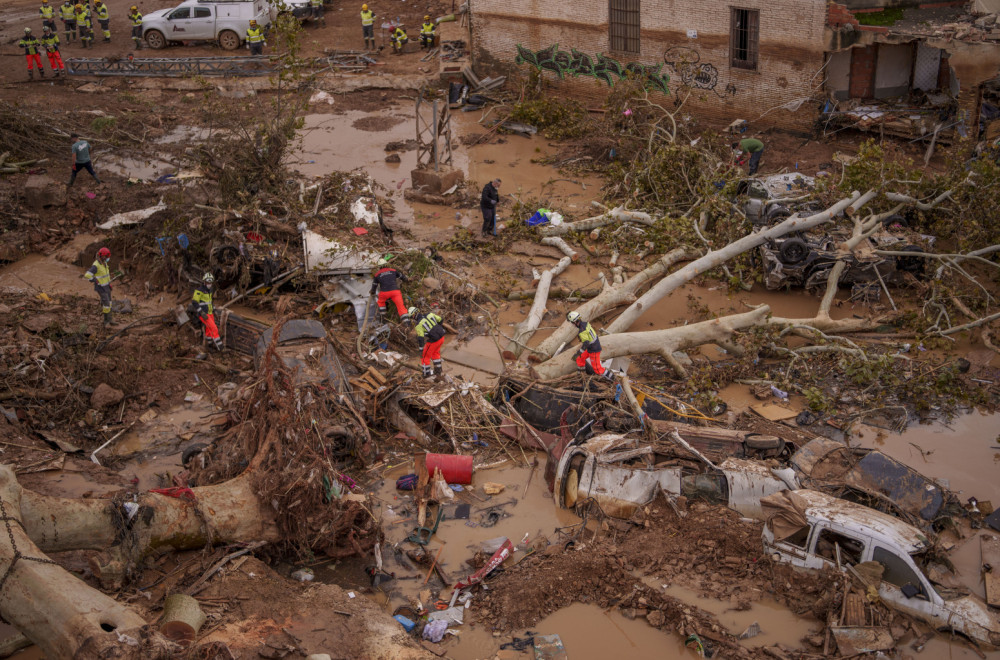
[{"xmin": 793, "ymin": 489, "xmax": 930, "ymax": 554}]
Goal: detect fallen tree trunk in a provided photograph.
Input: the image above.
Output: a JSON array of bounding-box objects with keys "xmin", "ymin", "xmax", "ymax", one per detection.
[
  {"xmin": 539, "ymin": 205, "xmax": 656, "ymax": 237},
  {"xmin": 532, "ymin": 246, "xmax": 697, "ymax": 359},
  {"xmin": 532, "ymin": 307, "xmax": 769, "ymax": 379},
  {"xmin": 504, "ymin": 256, "xmax": 572, "ymax": 358},
  {"xmin": 0, "ymin": 465, "xmax": 173, "ymax": 659},
  {"xmin": 21, "ymin": 471, "xmax": 279, "ymax": 555}
]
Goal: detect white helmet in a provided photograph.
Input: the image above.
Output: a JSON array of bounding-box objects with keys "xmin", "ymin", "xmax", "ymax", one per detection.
[
  {"xmin": 407, "ymin": 306, "xmax": 418, "ymax": 317},
  {"xmin": 377, "ymin": 257, "xmax": 388, "ymax": 266},
  {"xmin": 202, "ymin": 272, "xmax": 215, "ymax": 283},
  {"xmin": 567, "ymin": 311, "xmax": 581, "ymax": 323}
]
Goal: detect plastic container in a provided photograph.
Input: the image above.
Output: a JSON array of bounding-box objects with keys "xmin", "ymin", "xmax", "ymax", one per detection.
[
  {"xmin": 393, "ymin": 615, "xmax": 416, "ymax": 632},
  {"xmin": 425, "ymin": 453, "xmax": 473, "ymax": 484}
]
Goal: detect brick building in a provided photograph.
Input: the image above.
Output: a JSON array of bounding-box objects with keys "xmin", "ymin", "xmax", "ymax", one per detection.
[{"xmin": 467, "ymin": 0, "xmax": 830, "ymax": 131}]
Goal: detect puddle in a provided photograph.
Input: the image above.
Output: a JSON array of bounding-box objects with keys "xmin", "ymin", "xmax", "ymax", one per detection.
[
  {"xmin": 155, "ymin": 125, "xmax": 215, "ymax": 145},
  {"xmin": 0, "ymin": 254, "xmax": 99, "ymax": 299},
  {"xmin": 442, "ymin": 335, "xmax": 505, "ymax": 384}
]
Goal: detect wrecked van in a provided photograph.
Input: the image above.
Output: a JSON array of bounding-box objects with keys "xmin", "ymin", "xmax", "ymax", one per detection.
[{"xmin": 763, "ymin": 490, "xmax": 1000, "ymax": 649}]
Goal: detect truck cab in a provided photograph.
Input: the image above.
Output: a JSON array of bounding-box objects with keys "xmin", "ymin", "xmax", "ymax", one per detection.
[{"xmin": 142, "ymin": 0, "xmax": 271, "ymax": 50}]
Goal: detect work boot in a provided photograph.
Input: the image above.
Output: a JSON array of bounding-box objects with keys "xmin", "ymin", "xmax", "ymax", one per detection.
[
  {"xmin": 103, "ymin": 312, "xmax": 112, "ymax": 327},
  {"xmin": 28, "ymin": 70, "xmax": 34, "ymax": 80},
  {"xmin": 40, "ymin": 70, "xmax": 45, "ymax": 78}
]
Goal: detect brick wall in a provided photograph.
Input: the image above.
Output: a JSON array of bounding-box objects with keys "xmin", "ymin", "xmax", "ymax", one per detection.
[
  {"xmin": 468, "ymin": 0, "xmax": 828, "ymax": 131},
  {"xmin": 848, "ymin": 45, "xmax": 877, "ymax": 98}
]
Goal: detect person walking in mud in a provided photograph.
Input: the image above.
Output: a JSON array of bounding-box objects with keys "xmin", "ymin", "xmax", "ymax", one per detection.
[
  {"xmin": 192, "ymin": 273, "xmax": 224, "ymax": 351},
  {"xmin": 309, "ymin": 0, "xmax": 325, "ymax": 27},
  {"xmin": 567, "ymin": 311, "xmax": 609, "ymax": 378},
  {"xmin": 480, "ymin": 178, "xmax": 500, "ymax": 238},
  {"xmin": 733, "ymin": 137, "xmax": 765, "ymax": 176},
  {"xmin": 360, "ymin": 4, "xmax": 375, "ymax": 50},
  {"xmin": 69, "ymin": 133, "xmax": 101, "ymax": 186},
  {"xmin": 411, "ymin": 306, "xmax": 446, "ymax": 379},
  {"xmin": 370, "ymin": 257, "xmax": 410, "ymax": 323},
  {"xmin": 83, "ymin": 247, "xmax": 114, "ymax": 327},
  {"xmin": 128, "ymin": 5, "xmax": 143, "ymax": 49}
]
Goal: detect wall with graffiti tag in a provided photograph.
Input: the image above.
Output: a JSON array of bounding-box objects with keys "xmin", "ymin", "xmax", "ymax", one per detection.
[{"xmin": 515, "ymin": 44, "xmax": 670, "ymax": 95}]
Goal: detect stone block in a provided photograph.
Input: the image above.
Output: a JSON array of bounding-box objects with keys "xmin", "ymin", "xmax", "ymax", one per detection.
[
  {"xmin": 410, "ymin": 168, "xmax": 464, "ymax": 195},
  {"xmin": 24, "ymin": 175, "xmax": 67, "ymax": 209}
]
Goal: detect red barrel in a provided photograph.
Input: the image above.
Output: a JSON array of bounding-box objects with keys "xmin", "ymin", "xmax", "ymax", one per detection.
[{"xmin": 425, "ymin": 453, "xmax": 473, "ymax": 484}]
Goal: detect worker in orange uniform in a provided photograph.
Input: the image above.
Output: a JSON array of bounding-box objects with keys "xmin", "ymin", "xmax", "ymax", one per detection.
[
  {"xmin": 412, "ymin": 307, "xmax": 446, "ymax": 379},
  {"xmin": 370, "ymin": 257, "xmax": 410, "ymax": 322},
  {"xmin": 40, "ymin": 27, "xmax": 65, "ymax": 76},
  {"xmin": 192, "ymin": 273, "xmax": 223, "ymax": 351},
  {"xmin": 18, "ymin": 29, "xmax": 44, "ymax": 80},
  {"xmin": 567, "ymin": 311, "xmax": 608, "ymax": 377},
  {"xmin": 83, "ymin": 247, "xmax": 113, "ymax": 327}
]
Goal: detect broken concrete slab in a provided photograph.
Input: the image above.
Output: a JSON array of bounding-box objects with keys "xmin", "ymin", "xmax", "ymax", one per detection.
[
  {"xmin": 410, "ymin": 168, "xmax": 464, "ymax": 195},
  {"xmin": 23, "ymin": 175, "xmax": 67, "ymax": 210},
  {"xmin": 97, "ymin": 200, "xmax": 167, "ymax": 229}
]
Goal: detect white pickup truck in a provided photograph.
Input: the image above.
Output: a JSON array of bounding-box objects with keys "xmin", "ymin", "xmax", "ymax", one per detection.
[{"xmin": 142, "ymin": 0, "xmax": 271, "ymax": 50}]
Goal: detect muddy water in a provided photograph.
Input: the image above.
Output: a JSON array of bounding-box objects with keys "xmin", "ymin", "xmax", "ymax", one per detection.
[
  {"xmin": 442, "ymin": 335, "xmax": 505, "ymax": 383},
  {"xmin": 0, "ymin": 254, "xmax": 96, "ymax": 299}
]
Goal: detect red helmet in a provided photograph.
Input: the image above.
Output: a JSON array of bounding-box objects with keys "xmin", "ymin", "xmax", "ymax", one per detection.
[{"xmin": 98, "ymin": 247, "xmax": 111, "ymax": 259}]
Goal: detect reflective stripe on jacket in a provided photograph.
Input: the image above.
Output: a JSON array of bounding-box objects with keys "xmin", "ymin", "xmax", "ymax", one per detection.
[
  {"xmin": 85, "ymin": 260, "xmax": 111, "ymax": 286},
  {"xmin": 361, "ymin": 10, "xmax": 374, "ymax": 25},
  {"xmin": 577, "ymin": 322, "xmax": 600, "ymax": 351},
  {"xmin": 60, "ymin": 4, "xmax": 75, "ymax": 19},
  {"xmin": 192, "ymin": 285, "xmax": 213, "ymax": 314},
  {"xmin": 420, "ymin": 22, "xmax": 435, "ymax": 35},
  {"xmin": 94, "ymin": 4, "xmax": 108, "ymax": 19},
  {"xmin": 246, "ymin": 26, "xmax": 264, "ymax": 43},
  {"xmin": 75, "ymin": 9, "xmax": 90, "ymax": 26},
  {"xmin": 41, "ymin": 34, "xmax": 60, "ymax": 51},
  {"xmin": 40, "ymin": 5, "xmax": 54, "ymax": 18},
  {"xmin": 129, "ymin": 11, "xmax": 142, "ymax": 25},
  {"xmin": 415, "ymin": 313, "xmax": 445, "ymax": 342},
  {"xmin": 19, "ymin": 37, "xmax": 42, "ymax": 54}
]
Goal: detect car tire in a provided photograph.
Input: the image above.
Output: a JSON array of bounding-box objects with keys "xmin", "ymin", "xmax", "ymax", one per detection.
[
  {"xmin": 745, "ymin": 434, "xmax": 783, "ymax": 450},
  {"xmin": 778, "ymin": 238, "xmax": 809, "ymax": 265},
  {"xmin": 181, "ymin": 442, "xmax": 208, "ymax": 467},
  {"xmin": 145, "ymin": 30, "xmax": 166, "ymax": 49},
  {"xmin": 881, "ymin": 213, "xmax": 908, "ymax": 228},
  {"xmin": 765, "ymin": 205, "xmax": 792, "ymax": 223},
  {"xmin": 218, "ymin": 29, "xmax": 240, "ymax": 51}
]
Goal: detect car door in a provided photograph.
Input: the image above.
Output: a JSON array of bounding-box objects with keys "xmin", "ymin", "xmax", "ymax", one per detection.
[
  {"xmin": 165, "ymin": 7, "xmax": 194, "ymax": 37},
  {"xmin": 189, "ymin": 6, "xmax": 213, "ymax": 39},
  {"xmin": 871, "ymin": 545, "xmax": 946, "ymax": 627}
]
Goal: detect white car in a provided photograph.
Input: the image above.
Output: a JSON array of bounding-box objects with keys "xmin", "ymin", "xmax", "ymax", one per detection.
[
  {"xmin": 142, "ymin": 0, "xmax": 271, "ymax": 50},
  {"xmin": 763, "ymin": 489, "xmax": 1000, "ymax": 649}
]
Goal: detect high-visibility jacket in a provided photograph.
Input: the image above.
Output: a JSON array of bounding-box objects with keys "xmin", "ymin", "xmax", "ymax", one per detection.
[
  {"xmin": 85, "ymin": 260, "xmax": 111, "ymax": 286},
  {"xmin": 60, "ymin": 3, "xmax": 75, "ymax": 20},
  {"xmin": 75, "ymin": 8, "xmax": 90, "ymax": 27},
  {"xmin": 18, "ymin": 36, "xmax": 42, "ymax": 55},
  {"xmin": 40, "ymin": 33, "xmax": 60, "ymax": 51},
  {"xmin": 40, "ymin": 4, "xmax": 54, "ymax": 19},
  {"xmin": 310, "ymin": 0, "xmax": 322, "ymax": 7},
  {"xmin": 94, "ymin": 3, "xmax": 108, "ymax": 20},
  {"xmin": 391, "ymin": 27, "xmax": 407, "ymax": 42},
  {"xmin": 420, "ymin": 22, "xmax": 435, "ymax": 36},
  {"xmin": 415, "ymin": 312, "xmax": 445, "ymax": 344},
  {"xmin": 576, "ymin": 322, "xmax": 601, "ymax": 352},
  {"xmin": 129, "ymin": 10, "xmax": 142, "ymax": 26},
  {"xmin": 360, "ymin": 9, "xmax": 374, "ymax": 25},
  {"xmin": 192, "ymin": 284, "xmax": 214, "ymax": 314},
  {"xmin": 246, "ymin": 26, "xmax": 264, "ymax": 43}
]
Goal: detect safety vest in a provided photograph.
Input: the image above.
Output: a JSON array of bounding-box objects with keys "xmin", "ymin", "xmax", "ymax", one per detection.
[
  {"xmin": 129, "ymin": 11, "xmax": 142, "ymax": 26},
  {"xmin": 40, "ymin": 4, "xmax": 54, "ymax": 18},
  {"xmin": 246, "ymin": 26, "xmax": 263, "ymax": 43},
  {"xmin": 310, "ymin": 0, "xmax": 321, "ymax": 7},
  {"xmin": 41, "ymin": 33, "xmax": 60, "ymax": 51},
  {"xmin": 420, "ymin": 22, "xmax": 434, "ymax": 36},
  {"xmin": 94, "ymin": 3, "xmax": 108, "ymax": 20},
  {"xmin": 392, "ymin": 27, "xmax": 406, "ymax": 41},
  {"xmin": 60, "ymin": 3, "xmax": 75, "ymax": 20},
  {"xmin": 415, "ymin": 313, "xmax": 444, "ymax": 341},
  {"xmin": 360, "ymin": 9, "xmax": 374, "ymax": 25},
  {"xmin": 192, "ymin": 286, "xmax": 214, "ymax": 314},
  {"xmin": 85, "ymin": 260, "xmax": 111, "ymax": 286},
  {"xmin": 577, "ymin": 322, "xmax": 598, "ymax": 345},
  {"xmin": 18, "ymin": 36, "xmax": 41, "ymax": 55},
  {"xmin": 75, "ymin": 8, "xmax": 90, "ymax": 27}
]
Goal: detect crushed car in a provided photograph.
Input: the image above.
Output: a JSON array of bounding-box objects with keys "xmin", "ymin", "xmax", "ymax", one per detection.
[
  {"xmin": 762, "ymin": 489, "xmax": 1000, "ymax": 649},
  {"xmin": 736, "ymin": 173, "xmax": 818, "ymax": 226}
]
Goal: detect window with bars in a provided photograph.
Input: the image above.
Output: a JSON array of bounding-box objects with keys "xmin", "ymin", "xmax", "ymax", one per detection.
[
  {"xmin": 609, "ymin": 0, "xmax": 640, "ymax": 54},
  {"xmin": 730, "ymin": 7, "xmax": 759, "ymax": 70}
]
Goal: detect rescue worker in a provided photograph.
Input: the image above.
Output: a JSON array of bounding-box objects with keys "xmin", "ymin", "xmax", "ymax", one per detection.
[
  {"xmin": 309, "ymin": 0, "xmax": 325, "ymax": 27},
  {"xmin": 40, "ymin": 27, "xmax": 65, "ymax": 77},
  {"xmin": 369, "ymin": 257, "xmax": 410, "ymax": 322},
  {"xmin": 567, "ymin": 311, "xmax": 606, "ymax": 377},
  {"xmin": 246, "ymin": 19, "xmax": 265, "ymax": 55},
  {"xmin": 360, "ymin": 4, "xmax": 375, "ymax": 50},
  {"xmin": 93, "ymin": 0, "xmax": 110, "ymax": 42},
  {"xmin": 40, "ymin": 0, "xmax": 57, "ymax": 33},
  {"xmin": 192, "ymin": 273, "xmax": 224, "ymax": 351},
  {"xmin": 69, "ymin": 132, "xmax": 101, "ymax": 186},
  {"xmin": 83, "ymin": 247, "xmax": 113, "ymax": 327},
  {"xmin": 129, "ymin": 5, "xmax": 143, "ymax": 49},
  {"xmin": 480, "ymin": 178, "xmax": 500, "ymax": 237},
  {"xmin": 59, "ymin": 0, "xmax": 76, "ymax": 41},
  {"xmin": 412, "ymin": 307, "xmax": 446, "ymax": 379},
  {"xmin": 732, "ymin": 137, "xmax": 764, "ymax": 176},
  {"xmin": 19, "ymin": 29, "xmax": 44, "ymax": 81},
  {"xmin": 389, "ymin": 24, "xmax": 407, "ymax": 54},
  {"xmin": 74, "ymin": 4, "xmax": 92, "ymax": 48},
  {"xmin": 419, "ymin": 15, "xmax": 435, "ymax": 49}
]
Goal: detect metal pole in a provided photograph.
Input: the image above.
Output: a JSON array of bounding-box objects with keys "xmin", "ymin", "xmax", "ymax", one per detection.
[{"xmin": 432, "ymin": 100, "xmax": 439, "ymax": 172}]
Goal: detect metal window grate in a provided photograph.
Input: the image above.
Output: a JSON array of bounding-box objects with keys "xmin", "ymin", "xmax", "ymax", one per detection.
[
  {"xmin": 609, "ymin": 0, "xmax": 640, "ymax": 54},
  {"xmin": 730, "ymin": 7, "xmax": 759, "ymax": 71}
]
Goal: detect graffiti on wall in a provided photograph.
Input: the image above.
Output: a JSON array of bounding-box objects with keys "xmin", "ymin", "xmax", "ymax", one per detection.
[
  {"xmin": 663, "ymin": 46, "xmax": 721, "ymax": 92},
  {"xmin": 515, "ymin": 44, "xmax": 670, "ymax": 94}
]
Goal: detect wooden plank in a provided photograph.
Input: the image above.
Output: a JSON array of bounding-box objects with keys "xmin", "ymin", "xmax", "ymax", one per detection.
[
  {"xmin": 366, "ymin": 367, "xmax": 387, "ymax": 384},
  {"xmin": 981, "ymin": 533, "xmax": 1000, "ymax": 607},
  {"xmin": 750, "ymin": 403, "xmax": 798, "ymax": 422}
]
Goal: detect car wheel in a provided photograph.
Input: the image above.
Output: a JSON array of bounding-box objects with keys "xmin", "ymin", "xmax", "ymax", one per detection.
[
  {"xmin": 778, "ymin": 238, "xmax": 810, "ymax": 265},
  {"xmin": 882, "ymin": 213, "xmax": 908, "ymax": 228},
  {"xmin": 218, "ymin": 29, "xmax": 240, "ymax": 51},
  {"xmin": 145, "ymin": 30, "xmax": 165, "ymax": 49},
  {"xmin": 181, "ymin": 442, "xmax": 208, "ymax": 467},
  {"xmin": 765, "ymin": 205, "xmax": 792, "ymax": 223},
  {"xmin": 708, "ymin": 400, "xmax": 728, "ymax": 416},
  {"xmin": 897, "ymin": 245, "xmax": 925, "ymax": 275}
]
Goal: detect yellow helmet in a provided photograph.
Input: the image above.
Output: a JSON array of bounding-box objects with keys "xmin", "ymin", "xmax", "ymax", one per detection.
[
  {"xmin": 130, "ymin": 4, "xmax": 137, "ymax": 9},
  {"xmin": 42, "ymin": 0, "xmax": 48, "ymax": 4},
  {"xmin": 361, "ymin": 3, "xmax": 368, "ymax": 9},
  {"xmin": 424, "ymin": 14, "xmax": 430, "ymax": 20},
  {"xmin": 249, "ymin": 18, "xmax": 257, "ymax": 24},
  {"xmin": 75, "ymin": 4, "xmax": 83, "ymax": 9}
]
